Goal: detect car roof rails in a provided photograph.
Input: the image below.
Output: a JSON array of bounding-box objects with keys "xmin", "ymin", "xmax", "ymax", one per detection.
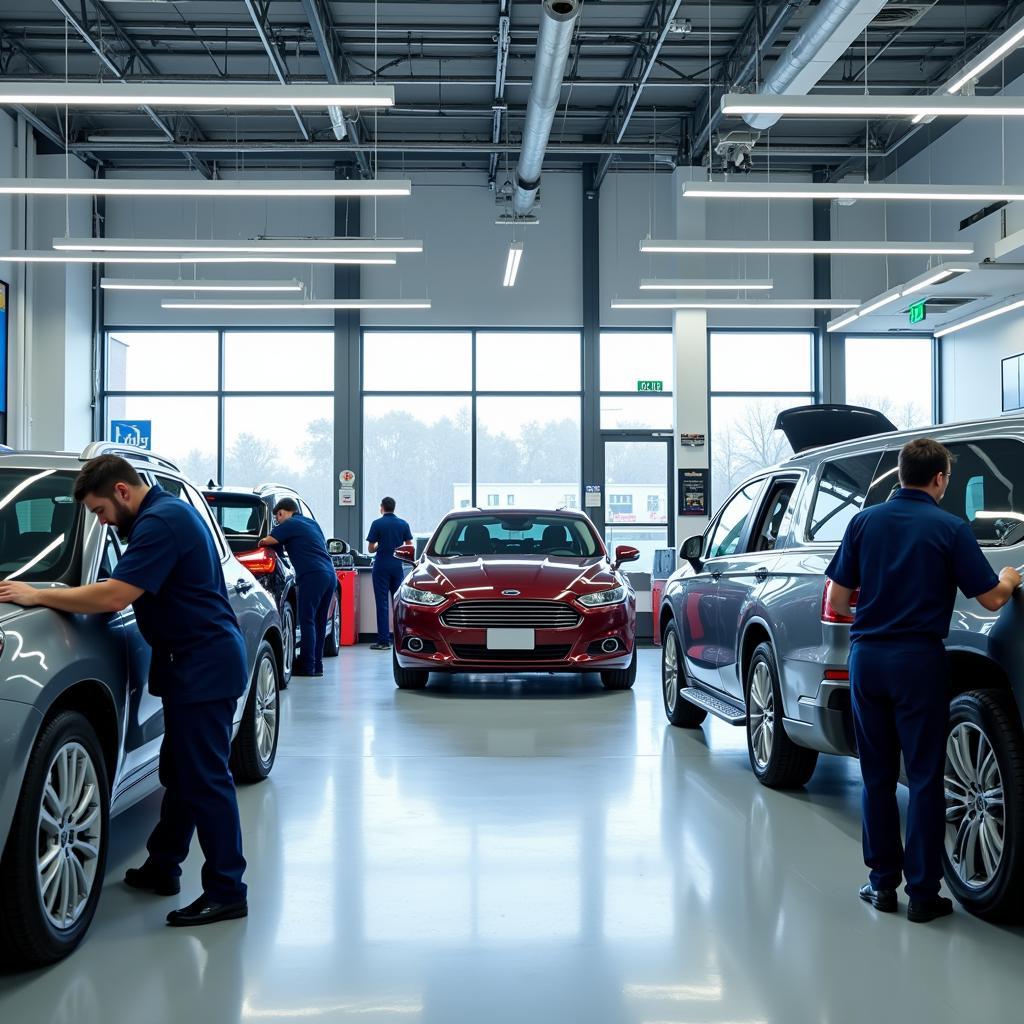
[{"xmin": 79, "ymin": 442, "xmax": 181, "ymax": 474}]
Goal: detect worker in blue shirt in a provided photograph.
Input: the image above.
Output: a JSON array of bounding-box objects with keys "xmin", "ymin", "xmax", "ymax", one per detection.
[
  {"xmin": 0, "ymin": 456, "xmax": 250, "ymax": 928},
  {"xmin": 827, "ymin": 438, "xmax": 1019, "ymax": 923},
  {"xmin": 366, "ymin": 496, "xmax": 413, "ymax": 650},
  {"xmin": 259, "ymin": 498, "xmax": 336, "ymax": 677}
]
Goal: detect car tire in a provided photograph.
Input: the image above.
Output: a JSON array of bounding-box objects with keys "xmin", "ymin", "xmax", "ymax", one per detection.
[
  {"xmin": 601, "ymin": 645, "xmax": 638, "ymax": 690},
  {"xmin": 281, "ymin": 602, "xmax": 296, "ymax": 688},
  {"xmin": 0, "ymin": 711, "xmax": 110, "ymax": 968},
  {"xmin": 230, "ymin": 641, "xmax": 280, "ymax": 783},
  {"xmin": 324, "ymin": 588, "xmax": 341, "ymax": 658},
  {"xmin": 745, "ymin": 641, "xmax": 818, "ymax": 789},
  {"xmin": 942, "ymin": 689, "xmax": 1024, "ymax": 922},
  {"xmin": 661, "ymin": 621, "xmax": 707, "ymax": 727},
  {"xmin": 393, "ymin": 645, "xmax": 429, "ymax": 689}
]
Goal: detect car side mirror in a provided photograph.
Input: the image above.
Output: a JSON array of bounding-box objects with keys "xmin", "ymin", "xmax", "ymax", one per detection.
[
  {"xmin": 614, "ymin": 544, "xmax": 640, "ymax": 569},
  {"xmin": 395, "ymin": 543, "xmax": 416, "ymax": 564},
  {"xmin": 327, "ymin": 538, "xmax": 350, "ymax": 555},
  {"xmin": 680, "ymin": 534, "xmax": 704, "ymax": 570}
]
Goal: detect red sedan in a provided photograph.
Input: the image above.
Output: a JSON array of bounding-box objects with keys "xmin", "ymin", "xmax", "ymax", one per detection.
[{"xmin": 391, "ymin": 509, "xmax": 639, "ymax": 690}]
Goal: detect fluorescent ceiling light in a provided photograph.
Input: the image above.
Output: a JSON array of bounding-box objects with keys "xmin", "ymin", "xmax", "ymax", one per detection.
[
  {"xmin": 947, "ymin": 18, "xmax": 1024, "ymax": 95},
  {"xmin": 900, "ymin": 267, "xmax": 964, "ymax": 297},
  {"xmin": 100, "ymin": 278, "xmax": 304, "ymax": 292},
  {"xmin": 0, "ymin": 250, "xmax": 396, "ymax": 265},
  {"xmin": 933, "ymin": 296, "xmax": 1024, "ymax": 338},
  {"xmin": 639, "ymin": 278, "xmax": 773, "ymax": 291},
  {"xmin": 160, "ymin": 298, "xmax": 432, "ymax": 311},
  {"xmin": 611, "ymin": 299, "xmax": 858, "ymax": 310},
  {"xmin": 56, "ymin": 237, "xmax": 423, "ymax": 254},
  {"xmin": 495, "ymin": 216, "xmax": 539, "ymax": 226},
  {"xmin": 722, "ymin": 93, "xmax": 1024, "ymax": 119},
  {"xmin": 502, "ymin": 241, "xmax": 524, "ymax": 288},
  {"xmin": 640, "ymin": 239, "xmax": 973, "ymax": 256},
  {"xmin": 0, "ymin": 178, "xmax": 411, "ymax": 198},
  {"xmin": 0, "ymin": 81, "xmax": 393, "ymax": 109},
  {"xmin": 680, "ymin": 181, "xmax": 1024, "ymax": 203}
]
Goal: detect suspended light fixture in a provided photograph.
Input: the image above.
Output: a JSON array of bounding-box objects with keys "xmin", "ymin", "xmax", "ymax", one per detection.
[
  {"xmin": 56, "ymin": 237, "xmax": 424, "ymax": 254},
  {"xmin": 640, "ymin": 239, "xmax": 974, "ymax": 256},
  {"xmin": 639, "ymin": 278, "xmax": 773, "ymax": 291},
  {"xmin": 722, "ymin": 93, "xmax": 1024, "ymax": 119},
  {"xmin": 161, "ymin": 298, "xmax": 432, "ymax": 311},
  {"xmin": 100, "ymin": 278, "xmax": 305, "ymax": 293},
  {"xmin": 0, "ymin": 251, "xmax": 396, "ymax": 265},
  {"xmin": 680, "ymin": 181, "xmax": 1024, "ymax": 204},
  {"xmin": 502, "ymin": 241, "xmax": 524, "ymax": 288},
  {"xmin": 933, "ymin": 296, "xmax": 1024, "ymax": 338},
  {"xmin": 0, "ymin": 178, "xmax": 411, "ymax": 198},
  {"xmin": 611, "ymin": 299, "xmax": 858, "ymax": 311}
]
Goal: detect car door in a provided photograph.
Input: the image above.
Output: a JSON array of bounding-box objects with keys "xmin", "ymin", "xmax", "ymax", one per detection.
[{"xmin": 680, "ymin": 479, "xmax": 765, "ymax": 688}]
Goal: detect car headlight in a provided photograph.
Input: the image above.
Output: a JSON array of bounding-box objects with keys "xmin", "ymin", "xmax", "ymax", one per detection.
[
  {"xmin": 577, "ymin": 585, "xmax": 627, "ymax": 608},
  {"xmin": 399, "ymin": 584, "xmax": 446, "ymax": 607}
]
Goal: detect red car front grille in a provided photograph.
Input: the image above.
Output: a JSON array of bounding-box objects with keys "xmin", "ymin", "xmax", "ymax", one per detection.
[{"xmin": 441, "ymin": 600, "xmax": 582, "ymax": 630}]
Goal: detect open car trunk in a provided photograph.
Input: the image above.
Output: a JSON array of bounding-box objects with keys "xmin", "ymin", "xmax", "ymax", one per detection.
[{"xmin": 775, "ymin": 404, "xmax": 897, "ymax": 454}]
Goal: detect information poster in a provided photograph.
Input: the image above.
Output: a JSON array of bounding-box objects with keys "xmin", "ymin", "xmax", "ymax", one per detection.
[{"xmin": 678, "ymin": 468, "xmax": 709, "ymax": 516}]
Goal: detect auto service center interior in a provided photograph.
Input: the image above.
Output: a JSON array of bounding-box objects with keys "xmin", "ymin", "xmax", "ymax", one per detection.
[{"xmin": 2, "ymin": 0, "xmax": 1024, "ymax": 1020}]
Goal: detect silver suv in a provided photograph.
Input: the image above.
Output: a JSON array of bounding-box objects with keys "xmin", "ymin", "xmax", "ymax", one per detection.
[
  {"xmin": 660, "ymin": 406, "xmax": 1024, "ymax": 922},
  {"xmin": 0, "ymin": 444, "xmax": 285, "ymax": 966}
]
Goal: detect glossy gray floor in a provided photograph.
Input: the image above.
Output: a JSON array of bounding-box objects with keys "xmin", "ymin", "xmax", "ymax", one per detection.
[{"xmin": 3, "ymin": 647, "xmax": 1023, "ymax": 1023}]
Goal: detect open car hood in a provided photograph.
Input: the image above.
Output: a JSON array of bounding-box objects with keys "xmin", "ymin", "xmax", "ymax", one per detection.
[{"xmin": 775, "ymin": 404, "xmax": 897, "ymax": 454}]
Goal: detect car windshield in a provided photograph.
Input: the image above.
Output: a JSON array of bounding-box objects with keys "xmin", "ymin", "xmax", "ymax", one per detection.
[
  {"xmin": 203, "ymin": 493, "xmax": 268, "ymax": 553},
  {"xmin": 430, "ymin": 514, "xmax": 601, "ymax": 558},
  {"xmin": 0, "ymin": 468, "xmax": 82, "ymax": 583}
]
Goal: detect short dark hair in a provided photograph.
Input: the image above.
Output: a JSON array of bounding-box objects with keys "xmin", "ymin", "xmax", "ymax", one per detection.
[
  {"xmin": 274, "ymin": 497, "xmax": 299, "ymax": 515},
  {"xmin": 381, "ymin": 496, "xmax": 396, "ymax": 513},
  {"xmin": 73, "ymin": 455, "xmax": 143, "ymax": 503},
  {"xmin": 898, "ymin": 438, "xmax": 952, "ymax": 488}
]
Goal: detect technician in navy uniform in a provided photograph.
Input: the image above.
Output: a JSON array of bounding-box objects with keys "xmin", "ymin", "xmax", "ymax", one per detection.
[
  {"xmin": 827, "ymin": 438, "xmax": 1020, "ymax": 923},
  {"xmin": 258, "ymin": 497, "xmax": 336, "ymax": 677},
  {"xmin": 0, "ymin": 455, "xmax": 250, "ymax": 927},
  {"xmin": 366, "ymin": 496, "xmax": 413, "ymax": 650}
]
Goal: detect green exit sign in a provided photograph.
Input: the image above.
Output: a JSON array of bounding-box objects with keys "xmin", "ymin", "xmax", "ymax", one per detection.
[
  {"xmin": 637, "ymin": 380, "xmax": 664, "ymax": 392},
  {"xmin": 908, "ymin": 300, "xmax": 926, "ymax": 324}
]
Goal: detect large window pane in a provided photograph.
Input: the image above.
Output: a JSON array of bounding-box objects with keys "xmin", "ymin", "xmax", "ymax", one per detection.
[
  {"xmin": 600, "ymin": 332, "xmax": 672, "ymax": 391},
  {"xmin": 605, "ymin": 440, "xmax": 669, "ymax": 570},
  {"xmin": 476, "ymin": 332, "xmax": 580, "ymax": 392},
  {"xmin": 600, "ymin": 396, "xmax": 673, "ymax": 430},
  {"xmin": 845, "ymin": 337, "xmax": 933, "ymax": 428},
  {"xmin": 363, "ymin": 331, "xmax": 472, "ymax": 391},
  {"xmin": 224, "ymin": 331, "xmax": 333, "ymax": 392},
  {"xmin": 106, "ymin": 331, "xmax": 217, "ymax": 391},
  {"xmin": 363, "ymin": 396, "xmax": 471, "ymax": 542},
  {"xmin": 223, "ymin": 397, "xmax": 334, "ymax": 519},
  {"xmin": 476, "ymin": 397, "xmax": 581, "ymax": 509},
  {"xmin": 710, "ymin": 332, "xmax": 813, "ymax": 392},
  {"xmin": 105, "ymin": 396, "xmax": 217, "ymax": 484}
]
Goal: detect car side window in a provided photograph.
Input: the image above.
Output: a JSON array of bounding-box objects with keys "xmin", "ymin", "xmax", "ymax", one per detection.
[
  {"xmin": 182, "ymin": 481, "xmax": 230, "ymax": 559},
  {"xmin": 748, "ymin": 478, "xmax": 798, "ymax": 553},
  {"xmin": 807, "ymin": 452, "xmax": 884, "ymax": 543},
  {"xmin": 942, "ymin": 439, "xmax": 1024, "ymax": 546},
  {"xmin": 98, "ymin": 530, "xmax": 121, "ymax": 581},
  {"xmin": 706, "ymin": 481, "xmax": 762, "ymax": 559},
  {"xmin": 300, "ymin": 500, "xmax": 315, "ymax": 520}
]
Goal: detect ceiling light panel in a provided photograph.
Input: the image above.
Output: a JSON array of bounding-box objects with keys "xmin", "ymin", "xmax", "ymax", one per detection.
[
  {"xmin": 611, "ymin": 299, "xmax": 858, "ymax": 310},
  {"xmin": 57, "ymin": 237, "xmax": 423, "ymax": 254},
  {"xmin": 640, "ymin": 239, "xmax": 973, "ymax": 256},
  {"xmin": 722, "ymin": 93, "xmax": 1024, "ymax": 119},
  {"xmin": 680, "ymin": 181, "xmax": 1024, "ymax": 203},
  {"xmin": 0, "ymin": 178, "xmax": 411, "ymax": 198},
  {"xmin": 0, "ymin": 251, "xmax": 396, "ymax": 265},
  {"xmin": 933, "ymin": 297, "xmax": 1024, "ymax": 338},
  {"xmin": 100, "ymin": 278, "xmax": 305, "ymax": 292},
  {"xmin": 161, "ymin": 299, "xmax": 432, "ymax": 311},
  {"xmin": 639, "ymin": 278, "xmax": 774, "ymax": 291}
]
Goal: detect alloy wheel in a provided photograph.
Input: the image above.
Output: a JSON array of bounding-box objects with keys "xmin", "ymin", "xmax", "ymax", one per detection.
[
  {"xmin": 254, "ymin": 658, "xmax": 279, "ymax": 765},
  {"xmin": 663, "ymin": 635, "xmax": 679, "ymax": 714},
  {"xmin": 283, "ymin": 608, "xmax": 295, "ymax": 677},
  {"xmin": 945, "ymin": 721, "xmax": 1005, "ymax": 890},
  {"xmin": 36, "ymin": 742, "xmax": 103, "ymax": 930},
  {"xmin": 748, "ymin": 662, "xmax": 775, "ymax": 770}
]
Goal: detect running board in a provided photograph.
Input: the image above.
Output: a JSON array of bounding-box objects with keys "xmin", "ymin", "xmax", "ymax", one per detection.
[{"xmin": 679, "ymin": 687, "xmax": 747, "ymax": 725}]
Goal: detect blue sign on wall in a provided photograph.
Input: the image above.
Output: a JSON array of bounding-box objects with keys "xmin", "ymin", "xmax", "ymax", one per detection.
[{"xmin": 110, "ymin": 420, "xmax": 152, "ymax": 450}]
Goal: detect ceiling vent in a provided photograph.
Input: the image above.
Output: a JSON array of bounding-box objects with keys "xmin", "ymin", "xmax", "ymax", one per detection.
[
  {"xmin": 918, "ymin": 295, "xmax": 985, "ymax": 312},
  {"xmin": 870, "ymin": 2, "xmax": 937, "ymax": 28}
]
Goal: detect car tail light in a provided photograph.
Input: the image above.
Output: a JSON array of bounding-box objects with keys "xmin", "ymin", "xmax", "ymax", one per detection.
[
  {"xmin": 821, "ymin": 579, "xmax": 858, "ymax": 625},
  {"xmin": 823, "ymin": 669, "xmax": 850, "ymax": 681},
  {"xmin": 237, "ymin": 548, "xmax": 277, "ymax": 576}
]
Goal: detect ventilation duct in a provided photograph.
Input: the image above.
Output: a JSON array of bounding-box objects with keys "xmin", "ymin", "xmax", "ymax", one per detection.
[
  {"xmin": 513, "ymin": 0, "xmax": 581, "ymax": 217},
  {"xmin": 743, "ymin": 0, "xmax": 890, "ymax": 131}
]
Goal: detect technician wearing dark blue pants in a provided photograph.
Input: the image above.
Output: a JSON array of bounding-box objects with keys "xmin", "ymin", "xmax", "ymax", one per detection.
[
  {"xmin": 366, "ymin": 496, "xmax": 413, "ymax": 650},
  {"xmin": 260, "ymin": 498, "xmax": 336, "ymax": 677},
  {"xmin": 0, "ymin": 455, "xmax": 251, "ymax": 928},
  {"xmin": 827, "ymin": 438, "xmax": 1019, "ymax": 923}
]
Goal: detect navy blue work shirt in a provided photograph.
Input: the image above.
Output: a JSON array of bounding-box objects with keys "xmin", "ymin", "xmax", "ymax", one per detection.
[
  {"xmin": 366, "ymin": 512, "xmax": 413, "ymax": 572},
  {"xmin": 112, "ymin": 486, "xmax": 247, "ymax": 704},
  {"xmin": 826, "ymin": 487, "xmax": 1000, "ymax": 643},
  {"xmin": 269, "ymin": 513, "xmax": 334, "ymax": 579}
]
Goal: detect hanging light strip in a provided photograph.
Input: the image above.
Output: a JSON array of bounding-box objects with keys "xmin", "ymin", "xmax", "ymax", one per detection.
[
  {"xmin": 100, "ymin": 278, "xmax": 305, "ymax": 293},
  {"xmin": 680, "ymin": 181, "xmax": 1024, "ymax": 203},
  {"xmin": 640, "ymin": 239, "xmax": 974, "ymax": 256},
  {"xmin": 639, "ymin": 278, "xmax": 774, "ymax": 291},
  {"xmin": 0, "ymin": 251, "xmax": 396, "ymax": 265},
  {"xmin": 57, "ymin": 237, "xmax": 423, "ymax": 254},
  {"xmin": 0, "ymin": 82, "xmax": 393, "ymax": 108},
  {"xmin": 502, "ymin": 242, "xmax": 524, "ymax": 288},
  {"xmin": 0, "ymin": 178, "xmax": 411, "ymax": 198},
  {"xmin": 611, "ymin": 299, "xmax": 858, "ymax": 311},
  {"xmin": 934, "ymin": 296, "xmax": 1024, "ymax": 338},
  {"xmin": 161, "ymin": 298, "xmax": 432, "ymax": 311},
  {"xmin": 722, "ymin": 93, "xmax": 1024, "ymax": 119}
]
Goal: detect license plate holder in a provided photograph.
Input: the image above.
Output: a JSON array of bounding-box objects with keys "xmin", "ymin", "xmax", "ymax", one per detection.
[{"xmin": 486, "ymin": 628, "xmax": 535, "ymax": 650}]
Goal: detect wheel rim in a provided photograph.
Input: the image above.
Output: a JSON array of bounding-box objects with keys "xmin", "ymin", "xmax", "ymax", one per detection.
[
  {"xmin": 333, "ymin": 605, "xmax": 340, "ymax": 646},
  {"xmin": 283, "ymin": 609, "xmax": 295, "ymax": 676},
  {"xmin": 945, "ymin": 721, "xmax": 1005, "ymax": 890},
  {"xmin": 663, "ymin": 634, "xmax": 679, "ymax": 714},
  {"xmin": 36, "ymin": 741, "xmax": 103, "ymax": 931},
  {"xmin": 254, "ymin": 657, "xmax": 279, "ymax": 765},
  {"xmin": 748, "ymin": 662, "xmax": 775, "ymax": 770}
]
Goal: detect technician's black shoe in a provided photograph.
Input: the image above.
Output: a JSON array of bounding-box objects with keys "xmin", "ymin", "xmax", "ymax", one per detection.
[
  {"xmin": 907, "ymin": 896, "xmax": 953, "ymax": 923},
  {"xmin": 859, "ymin": 883, "xmax": 897, "ymax": 912},
  {"xmin": 291, "ymin": 667, "xmax": 318, "ymax": 677},
  {"xmin": 124, "ymin": 862, "xmax": 180, "ymax": 896},
  {"xmin": 369, "ymin": 642, "xmax": 391, "ymax": 651},
  {"xmin": 312, "ymin": 671, "xmax": 324, "ymax": 677},
  {"xmin": 166, "ymin": 895, "xmax": 248, "ymax": 927}
]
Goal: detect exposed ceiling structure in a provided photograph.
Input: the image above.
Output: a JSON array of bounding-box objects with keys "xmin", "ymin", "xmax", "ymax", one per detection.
[{"xmin": 0, "ymin": 0, "xmax": 1020, "ymax": 185}]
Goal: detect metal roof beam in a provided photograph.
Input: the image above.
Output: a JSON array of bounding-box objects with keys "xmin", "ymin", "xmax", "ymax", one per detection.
[{"xmin": 488, "ymin": 1, "xmax": 512, "ymax": 184}]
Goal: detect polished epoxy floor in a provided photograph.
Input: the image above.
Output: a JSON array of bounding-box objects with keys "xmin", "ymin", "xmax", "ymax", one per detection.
[{"xmin": 2, "ymin": 647, "xmax": 1023, "ymax": 1023}]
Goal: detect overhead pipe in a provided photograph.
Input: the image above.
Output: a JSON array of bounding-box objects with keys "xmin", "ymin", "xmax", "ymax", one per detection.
[{"xmin": 513, "ymin": 0, "xmax": 581, "ymax": 217}]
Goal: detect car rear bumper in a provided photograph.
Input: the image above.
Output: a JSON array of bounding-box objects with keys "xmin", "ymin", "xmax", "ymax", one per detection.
[{"xmin": 782, "ymin": 679, "xmax": 856, "ymax": 757}]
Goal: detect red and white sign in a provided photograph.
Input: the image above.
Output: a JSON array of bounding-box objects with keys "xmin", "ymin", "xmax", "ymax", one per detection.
[{"xmin": 339, "ymin": 469, "xmax": 356, "ymax": 486}]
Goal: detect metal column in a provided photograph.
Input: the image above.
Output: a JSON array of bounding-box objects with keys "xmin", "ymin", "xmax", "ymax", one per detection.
[{"xmin": 581, "ymin": 165, "xmax": 602, "ymax": 533}]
